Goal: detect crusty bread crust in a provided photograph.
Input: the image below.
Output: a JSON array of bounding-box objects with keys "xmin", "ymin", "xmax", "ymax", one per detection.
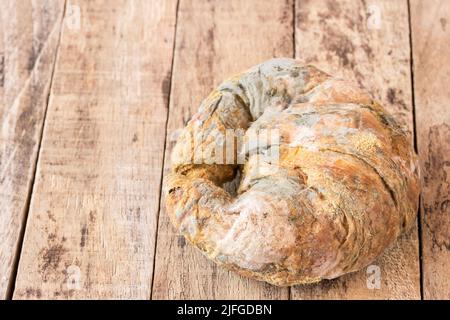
[{"xmin": 164, "ymin": 58, "xmax": 420, "ymax": 286}]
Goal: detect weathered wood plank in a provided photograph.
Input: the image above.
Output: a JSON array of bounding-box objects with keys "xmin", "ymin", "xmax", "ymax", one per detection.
[
  {"xmin": 410, "ymin": 0, "xmax": 450, "ymax": 300},
  {"xmin": 0, "ymin": 0, "xmax": 65, "ymax": 299},
  {"xmin": 152, "ymin": 0, "xmax": 293, "ymax": 299},
  {"xmin": 13, "ymin": 0, "xmax": 177, "ymax": 299},
  {"xmin": 292, "ymin": 0, "xmax": 421, "ymax": 299}
]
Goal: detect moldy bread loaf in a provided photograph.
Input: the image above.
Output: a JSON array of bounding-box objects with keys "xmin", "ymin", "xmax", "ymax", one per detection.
[{"xmin": 164, "ymin": 58, "xmax": 420, "ymax": 286}]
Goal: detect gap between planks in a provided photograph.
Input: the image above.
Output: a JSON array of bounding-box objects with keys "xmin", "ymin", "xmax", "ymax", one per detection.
[
  {"xmin": 406, "ymin": 0, "xmax": 424, "ymax": 300},
  {"xmin": 149, "ymin": 0, "xmax": 181, "ymax": 300}
]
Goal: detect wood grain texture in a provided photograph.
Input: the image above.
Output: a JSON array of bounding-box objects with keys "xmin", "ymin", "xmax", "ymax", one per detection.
[
  {"xmin": 0, "ymin": 0, "xmax": 65, "ymax": 299},
  {"xmin": 13, "ymin": 0, "xmax": 177, "ymax": 299},
  {"xmin": 410, "ymin": 0, "xmax": 450, "ymax": 300},
  {"xmin": 292, "ymin": 0, "xmax": 421, "ymax": 299},
  {"xmin": 152, "ymin": 0, "xmax": 293, "ymax": 299}
]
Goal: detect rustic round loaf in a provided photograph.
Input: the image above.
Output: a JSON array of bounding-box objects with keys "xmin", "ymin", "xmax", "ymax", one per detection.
[{"xmin": 164, "ymin": 58, "xmax": 420, "ymax": 286}]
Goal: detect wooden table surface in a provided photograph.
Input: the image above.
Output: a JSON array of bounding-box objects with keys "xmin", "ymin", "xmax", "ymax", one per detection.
[{"xmin": 0, "ymin": 0, "xmax": 448, "ymax": 300}]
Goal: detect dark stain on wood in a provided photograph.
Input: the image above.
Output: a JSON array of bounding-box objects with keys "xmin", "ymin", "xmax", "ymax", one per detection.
[
  {"xmin": 361, "ymin": 43, "xmax": 374, "ymax": 59},
  {"xmin": 128, "ymin": 207, "xmax": 141, "ymax": 220},
  {"xmin": 423, "ymin": 124, "xmax": 450, "ymax": 251},
  {"xmin": 387, "ymin": 88, "xmax": 397, "ymax": 105},
  {"xmin": 132, "ymin": 133, "xmax": 138, "ymax": 143},
  {"xmin": 424, "ymin": 218, "xmax": 450, "ymax": 251},
  {"xmin": 161, "ymin": 70, "xmax": 172, "ymax": 104},
  {"xmin": 48, "ymin": 233, "xmax": 57, "ymax": 241},
  {"xmin": 85, "ymin": 263, "xmax": 92, "ymax": 290},
  {"xmin": 80, "ymin": 224, "xmax": 88, "ymax": 248},
  {"xmin": 278, "ymin": 0, "xmax": 292, "ymax": 25},
  {"xmin": 135, "ymin": 207, "xmax": 141, "ymax": 219},
  {"xmin": 440, "ymin": 18, "xmax": 447, "ymax": 31},
  {"xmin": 89, "ymin": 210, "xmax": 96, "ymax": 223},
  {"xmin": 386, "ymin": 88, "xmax": 408, "ymax": 110},
  {"xmin": 47, "ymin": 210, "xmax": 56, "ymax": 222},
  {"xmin": 325, "ymin": 0, "xmax": 342, "ymax": 17},
  {"xmin": 178, "ymin": 236, "xmax": 186, "ymax": 249},
  {"xmin": 24, "ymin": 287, "xmax": 42, "ymax": 298},
  {"xmin": 27, "ymin": 48, "xmax": 38, "ymax": 73},
  {"xmin": 39, "ymin": 243, "xmax": 68, "ymax": 281},
  {"xmin": 207, "ymin": 28, "xmax": 214, "ymax": 44},
  {"xmin": 321, "ymin": 25, "xmax": 355, "ymax": 68},
  {"xmin": 204, "ymin": 27, "xmax": 215, "ymax": 75}
]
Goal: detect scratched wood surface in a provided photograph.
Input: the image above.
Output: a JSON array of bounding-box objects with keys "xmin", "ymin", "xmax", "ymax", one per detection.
[
  {"xmin": 0, "ymin": 0, "xmax": 448, "ymax": 299},
  {"xmin": 0, "ymin": 0, "xmax": 65, "ymax": 299},
  {"xmin": 12, "ymin": 0, "xmax": 178, "ymax": 299}
]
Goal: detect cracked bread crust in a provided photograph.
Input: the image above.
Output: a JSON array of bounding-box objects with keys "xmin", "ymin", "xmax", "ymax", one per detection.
[{"xmin": 164, "ymin": 58, "xmax": 420, "ymax": 286}]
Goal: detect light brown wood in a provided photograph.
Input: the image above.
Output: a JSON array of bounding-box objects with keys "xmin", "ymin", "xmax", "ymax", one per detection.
[
  {"xmin": 13, "ymin": 0, "xmax": 177, "ymax": 299},
  {"xmin": 152, "ymin": 0, "xmax": 293, "ymax": 299},
  {"xmin": 411, "ymin": 0, "xmax": 450, "ymax": 300},
  {"xmin": 292, "ymin": 0, "xmax": 421, "ymax": 299},
  {"xmin": 0, "ymin": 0, "xmax": 65, "ymax": 299}
]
